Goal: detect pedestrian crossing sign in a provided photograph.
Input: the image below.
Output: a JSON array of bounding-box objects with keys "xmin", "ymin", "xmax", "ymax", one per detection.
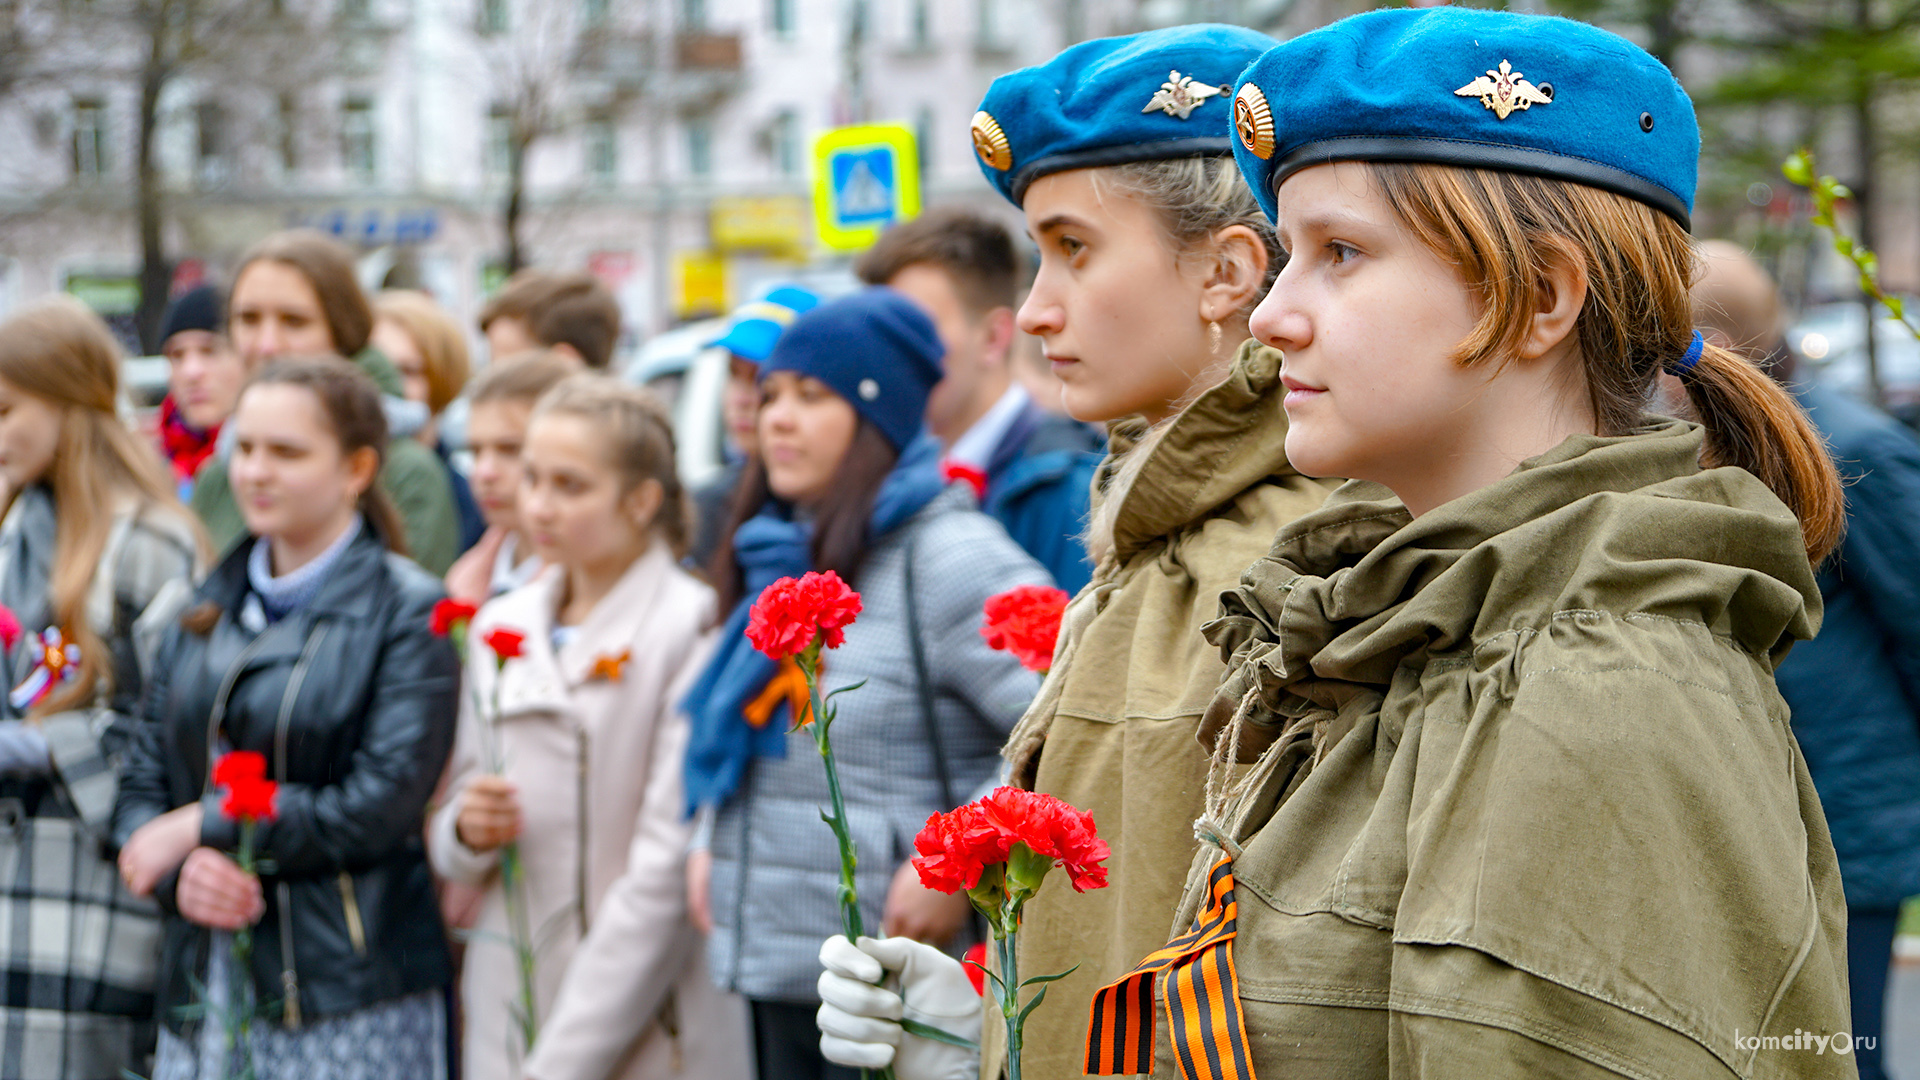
[{"xmin": 812, "ymin": 124, "xmax": 921, "ymax": 251}]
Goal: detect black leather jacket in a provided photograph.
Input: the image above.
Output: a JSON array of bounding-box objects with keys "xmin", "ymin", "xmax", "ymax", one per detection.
[{"xmin": 111, "ymin": 526, "xmax": 460, "ymax": 1032}]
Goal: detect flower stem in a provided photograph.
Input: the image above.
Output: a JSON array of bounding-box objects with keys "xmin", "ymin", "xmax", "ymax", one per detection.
[
  {"xmin": 997, "ymin": 924, "xmax": 1022, "ymax": 1080},
  {"xmin": 483, "ymin": 660, "xmax": 539, "ymax": 1055},
  {"xmin": 232, "ymin": 818, "xmax": 258, "ymax": 1080},
  {"xmin": 800, "ymin": 652, "xmax": 863, "ymax": 941}
]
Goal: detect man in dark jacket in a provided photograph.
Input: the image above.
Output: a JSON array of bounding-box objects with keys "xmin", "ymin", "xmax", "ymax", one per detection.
[
  {"xmin": 858, "ymin": 208, "xmax": 1103, "ymax": 594},
  {"xmin": 1692, "ymin": 241, "xmax": 1920, "ymax": 1080}
]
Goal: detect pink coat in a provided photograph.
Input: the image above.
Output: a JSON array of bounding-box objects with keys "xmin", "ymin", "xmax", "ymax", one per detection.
[{"xmin": 430, "ymin": 544, "xmax": 751, "ymax": 1080}]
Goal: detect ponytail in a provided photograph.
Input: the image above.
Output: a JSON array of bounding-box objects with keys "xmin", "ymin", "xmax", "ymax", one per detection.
[
  {"xmin": 1679, "ymin": 340, "xmax": 1844, "ymax": 563},
  {"xmin": 1369, "ymin": 162, "xmax": 1845, "ymax": 564}
]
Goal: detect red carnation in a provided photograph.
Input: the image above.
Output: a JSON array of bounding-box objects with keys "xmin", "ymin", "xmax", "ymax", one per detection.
[
  {"xmin": 980, "ymin": 585, "xmax": 1069, "ymax": 674},
  {"xmin": 213, "ymin": 750, "xmax": 277, "ymax": 823},
  {"xmin": 912, "ymin": 786, "xmax": 1108, "ymax": 898},
  {"xmin": 482, "ymin": 627, "xmax": 526, "ymax": 661},
  {"xmin": 912, "ymin": 802, "xmax": 1011, "ymax": 893},
  {"xmin": 0, "ymin": 605, "xmax": 21, "ymax": 651},
  {"xmin": 745, "ymin": 571, "xmax": 863, "ymax": 661},
  {"xmin": 429, "ymin": 598, "xmax": 479, "ymax": 637}
]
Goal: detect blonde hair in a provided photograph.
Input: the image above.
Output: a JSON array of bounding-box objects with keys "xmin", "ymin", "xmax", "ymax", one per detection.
[
  {"xmin": 1367, "ymin": 162, "xmax": 1844, "ymax": 563},
  {"xmin": 0, "ymin": 297, "xmax": 207, "ymax": 714},
  {"xmin": 529, "ymin": 374, "xmax": 691, "ymax": 558},
  {"xmin": 373, "ymin": 290, "xmax": 472, "ymax": 414},
  {"xmin": 1082, "ymin": 155, "xmax": 1279, "ymax": 564}
]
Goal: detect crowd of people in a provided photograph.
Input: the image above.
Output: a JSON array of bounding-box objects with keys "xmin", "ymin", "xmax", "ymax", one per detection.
[{"xmin": 0, "ymin": 6, "xmax": 1913, "ymax": 1080}]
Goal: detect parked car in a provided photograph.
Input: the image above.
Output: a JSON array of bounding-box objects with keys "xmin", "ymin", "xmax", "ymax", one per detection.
[{"xmin": 1789, "ymin": 301, "xmax": 1920, "ymax": 424}]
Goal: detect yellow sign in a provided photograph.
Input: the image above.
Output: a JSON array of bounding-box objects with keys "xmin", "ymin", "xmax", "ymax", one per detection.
[
  {"xmin": 673, "ymin": 250, "xmax": 728, "ymax": 320},
  {"xmin": 711, "ymin": 195, "xmax": 809, "ymax": 255},
  {"xmin": 812, "ymin": 124, "xmax": 921, "ymax": 252}
]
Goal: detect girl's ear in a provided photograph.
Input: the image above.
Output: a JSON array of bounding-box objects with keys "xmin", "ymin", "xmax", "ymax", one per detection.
[
  {"xmin": 1519, "ymin": 239, "xmax": 1588, "ymax": 363},
  {"xmin": 344, "ymin": 445, "xmax": 380, "ymax": 499},
  {"xmin": 1197, "ymin": 224, "xmax": 1270, "ymax": 324},
  {"xmin": 625, "ymin": 477, "xmax": 665, "ymax": 534}
]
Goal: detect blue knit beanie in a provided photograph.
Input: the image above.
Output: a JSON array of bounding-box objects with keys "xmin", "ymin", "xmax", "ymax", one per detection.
[{"xmin": 760, "ymin": 287, "xmax": 944, "ymax": 452}]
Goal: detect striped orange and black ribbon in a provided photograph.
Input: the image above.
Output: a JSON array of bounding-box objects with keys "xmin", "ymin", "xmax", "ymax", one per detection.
[{"xmin": 1085, "ymin": 857, "xmax": 1257, "ymax": 1080}]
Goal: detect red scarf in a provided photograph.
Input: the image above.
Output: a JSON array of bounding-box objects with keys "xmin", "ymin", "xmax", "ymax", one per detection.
[{"xmin": 156, "ymin": 396, "xmax": 219, "ymax": 483}]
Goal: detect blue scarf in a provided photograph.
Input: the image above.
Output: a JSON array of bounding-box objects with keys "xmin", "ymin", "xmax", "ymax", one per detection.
[{"xmin": 683, "ymin": 435, "xmax": 946, "ymax": 816}]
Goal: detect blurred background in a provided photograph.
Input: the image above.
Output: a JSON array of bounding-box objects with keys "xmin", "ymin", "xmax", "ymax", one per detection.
[{"xmin": 1, "ymin": 0, "xmax": 1917, "ymax": 408}]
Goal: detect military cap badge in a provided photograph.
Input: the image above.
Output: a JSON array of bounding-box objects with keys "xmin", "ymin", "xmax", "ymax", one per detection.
[
  {"xmin": 1454, "ymin": 60, "xmax": 1554, "ymax": 120},
  {"xmin": 1234, "ymin": 83, "xmax": 1275, "ymax": 160},
  {"xmin": 1142, "ymin": 70, "xmax": 1225, "ymax": 120},
  {"xmin": 971, "ymin": 111, "xmax": 1012, "ymax": 170}
]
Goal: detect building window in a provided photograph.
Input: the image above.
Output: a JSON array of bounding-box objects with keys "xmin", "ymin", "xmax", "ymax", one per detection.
[
  {"xmin": 681, "ymin": 0, "xmax": 704, "ymax": 31},
  {"xmin": 909, "ymin": 0, "xmax": 930, "ymax": 48},
  {"xmin": 687, "ymin": 117, "xmax": 713, "ymax": 177},
  {"xmin": 585, "ymin": 112, "xmax": 616, "ymax": 185},
  {"xmin": 486, "ymin": 103, "xmax": 512, "ymax": 181},
  {"xmin": 914, "ymin": 104, "xmax": 933, "ymax": 177},
  {"xmin": 71, "ymin": 97, "xmax": 105, "ymax": 180},
  {"xmin": 772, "ymin": 108, "xmax": 799, "ymax": 177},
  {"xmin": 582, "ymin": 0, "xmax": 609, "ymax": 27},
  {"xmin": 976, "ymin": 0, "xmax": 1009, "ymax": 50},
  {"xmin": 769, "ymin": 0, "xmax": 794, "ymax": 36},
  {"xmin": 276, "ymin": 93, "xmax": 299, "ymax": 173},
  {"xmin": 479, "ymin": 0, "xmax": 507, "ymax": 34},
  {"xmin": 195, "ymin": 99, "xmax": 224, "ymax": 182},
  {"xmin": 341, "ymin": 96, "xmax": 376, "ymax": 183}
]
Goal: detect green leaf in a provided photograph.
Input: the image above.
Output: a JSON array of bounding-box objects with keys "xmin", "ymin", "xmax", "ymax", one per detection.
[
  {"xmin": 1831, "ymin": 182, "xmax": 1854, "ymax": 200},
  {"xmin": 1016, "ymin": 981, "xmax": 1053, "ymax": 1026},
  {"xmin": 899, "ymin": 1017, "xmax": 981, "ymax": 1050},
  {"xmin": 824, "ymin": 679, "xmax": 870, "ymax": 702},
  {"xmin": 1835, "ymin": 235, "xmax": 1855, "ymax": 255},
  {"xmin": 1782, "ymin": 151, "xmax": 1812, "ymax": 186},
  {"xmin": 1885, "ymin": 296, "xmax": 1904, "ymax": 320},
  {"xmin": 1018, "ymin": 964, "xmax": 1081, "ymax": 988}
]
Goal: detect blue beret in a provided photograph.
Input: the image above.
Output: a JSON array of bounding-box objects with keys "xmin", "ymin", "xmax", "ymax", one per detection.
[
  {"xmin": 760, "ymin": 287, "xmax": 944, "ymax": 453},
  {"xmin": 971, "ymin": 24, "xmax": 1278, "ymax": 206},
  {"xmin": 709, "ymin": 285, "xmax": 821, "ymax": 364},
  {"xmin": 1230, "ymin": 8, "xmax": 1698, "ymax": 228}
]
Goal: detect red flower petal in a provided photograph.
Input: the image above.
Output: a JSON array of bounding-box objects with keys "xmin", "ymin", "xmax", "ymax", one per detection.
[
  {"xmin": 0, "ymin": 605, "xmax": 21, "ymax": 651},
  {"xmin": 482, "ymin": 627, "xmax": 526, "ymax": 660},
  {"xmin": 429, "ymin": 598, "xmax": 479, "ymax": 637},
  {"xmin": 979, "ymin": 586, "xmax": 1069, "ymax": 673},
  {"xmin": 745, "ymin": 571, "xmax": 863, "ymax": 661}
]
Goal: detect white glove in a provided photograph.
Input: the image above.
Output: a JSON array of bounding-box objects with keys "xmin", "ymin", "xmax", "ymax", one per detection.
[{"xmin": 817, "ymin": 934, "xmax": 983, "ymax": 1080}]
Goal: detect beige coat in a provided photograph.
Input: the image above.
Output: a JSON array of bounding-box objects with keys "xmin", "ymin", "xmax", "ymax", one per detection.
[
  {"xmin": 987, "ymin": 340, "xmax": 1338, "ymax": 1078},
  {"xmin": 430, "ymin": 544, "xmax": 752, "ymax": 1080}
]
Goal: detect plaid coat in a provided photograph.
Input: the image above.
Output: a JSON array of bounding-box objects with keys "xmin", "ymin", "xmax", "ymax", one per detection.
[{"xmin": 0, "ymin": 488, "xmax": 199, "ymax": 1080}]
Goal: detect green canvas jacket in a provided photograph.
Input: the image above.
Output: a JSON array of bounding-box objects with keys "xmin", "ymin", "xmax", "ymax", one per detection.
[
  {"xmin": 986, "ymin": 339, "xmax": 1337, "ymax": 1078},
  {"xmin": 1175, "ymin": 421, "xmax": 1852, "ymax": 1079}
]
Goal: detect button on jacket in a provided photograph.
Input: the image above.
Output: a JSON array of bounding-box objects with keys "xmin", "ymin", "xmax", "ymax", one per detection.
[{"xmin": 112, "ymin": 524, "xmax": 461, "ymax": 1034}]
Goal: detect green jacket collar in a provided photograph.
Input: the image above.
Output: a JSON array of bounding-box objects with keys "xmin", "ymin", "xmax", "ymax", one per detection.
[
  {"xmin": 1102, "ymin": 338, "xmax": 1300, "ymax": 562},
  {"xmin": 1216, "ymin": 421, "xmax": 1821, "ymax": 700}
]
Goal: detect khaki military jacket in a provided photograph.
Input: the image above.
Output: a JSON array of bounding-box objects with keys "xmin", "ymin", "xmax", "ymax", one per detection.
[
  {"xmin": 987, "ymin": 339, "xmax": 1336, "ymax": 1079},
  {"xmin": 1176, "ymin": 422, "xmax": 1852, "ymax": 1079}
]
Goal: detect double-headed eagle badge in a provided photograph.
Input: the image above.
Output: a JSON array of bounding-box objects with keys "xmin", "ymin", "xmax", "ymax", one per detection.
[
  {"xmin": 1143, "ymin": 70, "xmax": 1227, "ymax": 120},
  {"xmin": 1454, "ymin": 60, "xmax": 1554, "ymax": 120}
]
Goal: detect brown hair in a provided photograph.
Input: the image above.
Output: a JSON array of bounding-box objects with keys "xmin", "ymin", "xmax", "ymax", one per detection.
[
  {"xmin": 373, "ymin": 290, "xmax": 472, "ymax": 414},
  {"xmin": 467, "ymin": 350, "xmax": 579, "ymax": 408},
  {"xmin": 233, "ymin": 230, "xmax": 374, "ymax": 357},
  {"xmin": 478, "ymin": 270, "xmax": 622, "ymax": 370},
  {"xmin": 1366, "ymin": 162, "xmax": 1844, "ymax": 563},
  {"xmin": 709, "ymin": 421, "xmax": 898, "ymax": 613},
  {"xmin": 1092, "ymin": 156, "xmax": 1281, "ymax": 321},
  {"xmin": 0, "ymin": 297, "xmax": 207, "ymax": 714},
  {"xmin": 855, "ymin": 207, "xmax": 1021, "ymax": 315},
  {"xmin": 528, "ymin": 274, "xmax": 621, "ymax": 370},
  {"xmin": 240, "ymin": 358, "xmax": 408, "ymax": 556},
  {"xmin": 528, "ymin": 374, "xmax": 691, "ymax": 558}
]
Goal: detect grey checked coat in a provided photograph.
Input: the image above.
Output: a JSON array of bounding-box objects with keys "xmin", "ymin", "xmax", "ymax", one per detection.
[
  {"xmin": 705, "ymin": 487, "xmax": 1052, "ymax": 1002},
  {"xmin": 0, "ymin": 488, "xmax": 200, "ymax": 1080}
]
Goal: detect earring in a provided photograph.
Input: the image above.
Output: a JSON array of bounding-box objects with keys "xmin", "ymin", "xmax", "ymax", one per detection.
[{"xmin": 1208, "ymin": 320, "xmax": 1223, "ymax": 357}]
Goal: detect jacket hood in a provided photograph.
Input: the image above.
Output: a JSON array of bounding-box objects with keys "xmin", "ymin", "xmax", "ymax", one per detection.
[
  {"xmin": 1210, "ymin": 421, "xmax": 1822, "ymax": 716},
  {"xmin": 1100, "ymin": 338, "xmax": 1301, "ymax": 562}
]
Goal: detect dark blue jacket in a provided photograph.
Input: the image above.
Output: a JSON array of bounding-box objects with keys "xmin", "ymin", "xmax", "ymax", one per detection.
[
  {"xmin": 982, "ymin": 402, "xmax": 1103, "ymax": 595},
  {"xmin": 1779, "ymin": 380, "xmax": 1920, "ymax": 909}
]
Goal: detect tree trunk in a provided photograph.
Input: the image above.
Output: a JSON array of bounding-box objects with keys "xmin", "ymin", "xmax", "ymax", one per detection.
[
  {"xmin": 1853, "ymin": 0, "xmax": 1881, "ymax": 407},
  {"xmin": 134, "ymin": 16, "xmax": 171, "ymax": 355},
  {"xmin": 504, "ymin": 132, "xmax": 528, "ymax": 273}
]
